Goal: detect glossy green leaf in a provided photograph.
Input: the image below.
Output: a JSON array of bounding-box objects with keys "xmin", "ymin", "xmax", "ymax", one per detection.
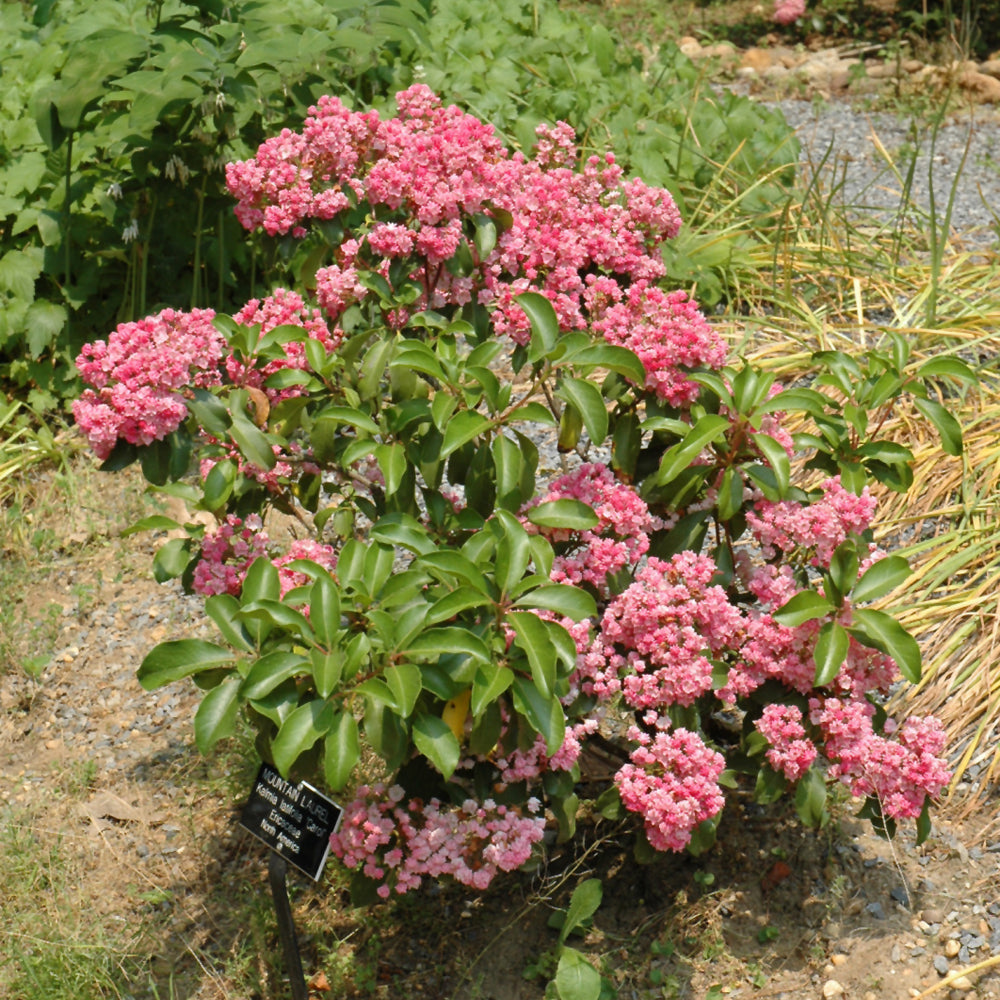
[
  {"xmin": 813, "ymin": 621, "xmax": 849, "ymax": 687},
  {"xmin": 653, "ymin": 414, "xmax": 728, "ymax": 486},
  {"xmin": 324, "ymin": 711, "xmax": 361, "ymax": 792},
  {"xmin": 913, "ymin": 396, "xmax": 963, "ymax": 456},
  {"xmin": 773, "ymin": 590, "xmax": 835, "ymax": 627},
  {"xmin": 406, "ymin": 627, "xmax": 490, "ymax": 663},
  {"xmin": 204, "ymin": 594, "xmax": 255, "ymax": 653},
  {"xmin": 750, "ymin": 432, "xmax": 790, "ymax": 497},
  {"xmin": 525, "ymin": 499, "xmax": 599, "ymax": 531},
  {"xmin": 229, "ymin": 390, "xmax": 277, "ymax": 469},
  {"xmin": 513, "ymin": 584, "xmax": 596, "ymax": 622},
  {"xmin": 385, "ymin": 663, "xmax": 422, "ymax": 717},
  {"xmin": 240, "ymin": 651, "xmax": 310, "ymax": 699},
  {"xmin": 557, "ymin": 377, "xmax": 608, "ymax": 447},
  {"xmin": 494, "ymin": 509, "xmax": 532, "ymax": 595},
  {"xmin": 138, "ymin": 639, "xmax": 235, "ymax": 690},
  {"xmin": 916, "ymin": 356, "xmax": 975, "ymax": 381},
  {"xmin": 412, "ymin": 713, "xmax": 461, "ymax": 779},
  {"xmin": 310, "ymin": 649, "xmax": 343, "ymax": 699},
  {"xmin": 440, "ymin": 411, "xmax": 492, "ymax": 458},
  {"xmin": 517, "ymin": 291, "xmax": 559, "ymax": 363},
  {"xmin": 152, "ymin": 537, "xmax": 191, "ymax": 583},
  {"xmin": 852, "ymin": 555, "xmax": 911, "ymax": 604},
  {"xmin": 793, "ymin": 767, "xmax": 828, "ymax": 828},
  {"xmin": 194, "ymin": 678, "xmax": 241, "ymax": 754},
  {"xmin": 508, "ymin": 610, "xmax": 555, "ymax": 699},
  {"xmin": 471, "ymin": 664, "xmax": 515, "ymax": 717},
  {"xmin": 310, "ymin": 572, "xmax": 341, "ymax": 648},
  {"xmin": 849, "ymin": 608, "xmax": 922, "ymax": 683},
  {"xmin": 512, "ymin": 675, "xmax": 565, "ymax": 755},
  {"xmin": 271, "ymin": 700, "xmax": 336, "ymax": 777}
]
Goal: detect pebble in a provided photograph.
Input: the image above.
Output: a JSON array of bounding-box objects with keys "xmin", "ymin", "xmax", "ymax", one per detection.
[
  {"xmin": 935, "ymin": 955, "xmax": 952, "ymax": 975},
  {"xmin": 822, "ymin": 981, "xmax": 845, "ymax": 998},
  {"xmin": 950, "ymin": 976, "xmax": 974, "ymax": 992},
  {"xmin": 866, "ymin": 902, "xmax": 887, "ymax": 920},
  {"xmin": 945, "ymin": 939, "xmax": 962, "ymax": 958}
]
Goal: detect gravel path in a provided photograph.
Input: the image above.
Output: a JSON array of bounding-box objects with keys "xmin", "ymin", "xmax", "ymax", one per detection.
[{"xmin": 765, "ymin": 97, "xmax": 1000, "ymax": 242}]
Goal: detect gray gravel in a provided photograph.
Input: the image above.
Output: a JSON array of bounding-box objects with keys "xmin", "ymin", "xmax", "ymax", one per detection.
[{"xmin": 764, "ymin": 98, "xmax": 1000, "ymax": 243}]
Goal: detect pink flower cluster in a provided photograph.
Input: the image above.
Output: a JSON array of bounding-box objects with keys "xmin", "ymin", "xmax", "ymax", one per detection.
[
  {"xmin": 191, "ymin": 514, "xmax": 270, "ymax": 596},
  {"xmin": 582, "ymin": 552, "xmax": 743, "ymax": 708},
  {"xmin": 615, "ymin": 728, "xmax": 726, "ymax": 852},
  {"xmin": 226, "ymin": 288, "xmax": 339, "ymax": 403},
  {"xmin": 747, "ymin": 477, "xmax": 877, "ymax": 567},
  {"xmin": 226, "ymin": 85, "xmax": 725, "ymax": 399},
  {"xmin": 773, "ymin": 0, "xmax": 805, "ymax": 24},
  {"xmin": 810, "ymin": 698, "xmax": 950, "ymax": 819},
  {"xmin": 329, "ymin": 784, "xmax": 545, "ymax": 896},
  {"xmin": 755, "ymin": 705, "xmax": 817, "ymax": 781},
  {"xmin": 524, "ymin": 463, "xmax": 659, "ymax": 592},
  {"xmin": 74, "ymin": 308, "xmax": 224, "ymax": 460}
]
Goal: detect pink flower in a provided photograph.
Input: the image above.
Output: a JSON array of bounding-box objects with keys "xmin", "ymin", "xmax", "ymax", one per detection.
[
  {"xmin": 73, "ymin": 308, "xmax": 224, "ymax": 459},
  {"xmin": 615, "ymin": 729, "xmax": 725, "ymax": 852},
  {"xmin": 773, "ymin": 0, "xmax": 805, "ymax": 24},
  {"xmin": 755, "ymin": 705, "xmax": 817, "ymax": 781}
]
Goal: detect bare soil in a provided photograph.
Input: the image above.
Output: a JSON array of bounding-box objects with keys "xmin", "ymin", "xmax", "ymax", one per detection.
[{"xmin": 2, "ymin": 466, "xmax": 1000, "ymax": 1000}]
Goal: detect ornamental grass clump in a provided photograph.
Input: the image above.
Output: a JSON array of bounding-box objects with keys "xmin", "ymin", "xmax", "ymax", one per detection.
[{"xmin": 74, "ymin": 87, "xmax": 969, "ymax": 901}]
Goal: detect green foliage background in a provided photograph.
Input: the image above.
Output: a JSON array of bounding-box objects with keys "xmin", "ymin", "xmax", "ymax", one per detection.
[{"xmin": 0, "ymin": 0, "xmax": 796, "ymax": 409}]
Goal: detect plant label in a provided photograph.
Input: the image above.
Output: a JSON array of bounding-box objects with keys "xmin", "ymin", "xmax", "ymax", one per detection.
[{"xmin": 239, "ymin": 762, "xmax": 343, "ymax": 881}]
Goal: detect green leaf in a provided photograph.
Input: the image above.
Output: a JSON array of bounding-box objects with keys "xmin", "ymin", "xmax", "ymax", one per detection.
[
  {"xmin": 513, "ymin": 584, "xmax": 596, "ymax": 622},
  {"xmin": 137, "ymin": 640, "xmax": 235, "ymax": 690},
  {"xmin": 194, "ymin": 678, "xmax": 241, "ymax": 754},
  {"xmin": 375, "ymin": 442, "xmax": 407, "ymax": 495},
  {"xmin": 493, "ymin": 509, "xmax": 532, "ymax": 595},
  {"xmin": 371, "ymin": 514, "xmax": 437, "ymax": 555},
  {"xmin": 425, "ymin": 587, "xmax": 493, "ymax": 625},
  {"xmin": 517, "ymin": 291, "xmax": 559, "ymax": 363},
  {"xmin": 849, "ymin": 608, "xmax": 922, "ymax": 684},
  {"xmin": 569, "ymin": 343, "xmax": 646, "ymax": 384},
  {"xmin": 916, "ymin": 357, "xmax": 975, "ymax": 381},
  {"xmin": 560, "ymin": 879, "xmax": 603, "ymax": 944},
  {"xmin": 827, "ymin": 540, "xmax": 859, "ymax": 601},
  {"xmin": 813, "ymin": 621, "xmax": 849, "ymax": 687},
  {"xmin": 554, "ymin": 947, "xmax": 602, "ymax": 1000},
  {"xmin": 229, "ymin": 390, "xmax": 276, "ymax": 469},
  {"xmin": 913, "ymin": 396, "xmax": 963, "ymax": 457},
  {"xmin": 271, "ymin": 700, "xmax": 336, "ymax": 777},
  {"xmin": 324, "ymin": 711, "xmax": 361, "ymax": 791},
  {"xmin": 793, "ymin": 767, "xmax": 828, "ymax": 828},
  {"xmin": 152, "ymin": 537, "xmax": 191, "ymax": 583},
  {"xmin": 204, "ymin": 594, "xmax": 254, "ymax": 653},
  {"xmin": 557, "ymin": 377, "xmax": 608, "ymax": 447},
  {"xmin": 240, "ymin": 651, "xmax": 310, "ymax": 699},
  {"xmin": 653, "ymin": 414, "xmax": 729, "ymax": 487},
  {"xmin": 310, "ymin": 649, "xmax": 343, "ymax": 700},
  {"xmin": 412, "ymin": 713, "xmax": 461, "ymax": 778},
  {"xmin": 525, "ymin": 499, "xmax": 599, "ymax": 531},
  {"xmin": 512, "ymin": 675, "xmax": 565, "ymax": 755},
  {"xmin": 750, "ymin": 432, "xmax": 790, "ymax": 497},
  {"xmin": 440, "ymin": 411, "xmax": 492, "ymax": 459},
  {"xmin": 310, "ymin": 572, "xmax": 341, "ymax": 648},
  {"xmin": 852, "ymin": 555, "xmax": 911, "ymax": 604},
  {"xmin": 507, "ymin": 610, "xmax": 556, "ymax": 699},
  {"xmin": 471, "ymin": 664, "xmax": 515, "ymax": 717},
  {"xmin": 385, "ymin": 663, "xmax": 422, "ymax": 717},
  {"xmin": 773, "ymin": 590, "xmax": 835, "ymax": 627},
  {"xmin": 406, "ymin": 627, "xmax": 490, "ymax": 663}
]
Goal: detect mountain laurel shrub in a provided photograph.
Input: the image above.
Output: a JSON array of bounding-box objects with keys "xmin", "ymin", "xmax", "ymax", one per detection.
[{"xmin": 75, "ymin": 87, "xmax": 968, "ymax": 904}]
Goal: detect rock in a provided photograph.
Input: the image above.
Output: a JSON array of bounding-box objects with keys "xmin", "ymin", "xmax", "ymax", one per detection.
[
  {"xmin": 945, "ymin": 939, "xmax": 962, "ymax": 958},
  {"xmin": 949, "ymin": 976, "xmax": 974, "ymax": 992},
  {"xmin": 866, "ymin": 902, "xmax": 887, "ymax": 920},
  {"xmin": 678, "ymin": 36, "xmax": 702, "ymax": 58},
  {"xmin": 923, "ymin": 908, "xmax": 946, "ymax": 924},
  {"xmin": 903, "ymin": 58, "xmax": 924, "ymax": 73},
  {"xmin": 980, "ymin": 59, "xmax": 1000, "ymax": 79},
  {"xmin": 822, "ymin": 981, "xmax": 845, "ymax": 998},
  {"xmin": 830, "ymin": 953, "xmax": 848, "ymax": 967},
  {"xmin": 959, "ymin": 69, "xmax": 1000, "ymax": 103},
  {"xmin": 867, "ymin": 62, "xmax": 899, "ymax": 79},
  {"xmin": 741, "ymin": 47, "xmax": 775, "ymax": 73},
  {"xmin": 934, "ymin": 955, "xmax": 951, "ymax": 975}
]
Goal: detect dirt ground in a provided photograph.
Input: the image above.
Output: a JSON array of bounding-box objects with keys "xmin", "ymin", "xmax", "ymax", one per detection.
[{"xmin": 2, "ymin": 467, "xmax": 1000, "ymax": 1000}]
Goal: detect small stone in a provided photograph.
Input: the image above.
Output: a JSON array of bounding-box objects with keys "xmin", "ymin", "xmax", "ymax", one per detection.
[
  {"xmin": 866, "ymin": 902, "xmax": 886, "ymax": 920},
  {"xmin": 891, "ymin": 886, "xmax": 911, "ymax": 907},
  {"xmin": 945, "ymin": 939, "xmax": 962, "ymax": 958},
  {"xmin": 934, "ymin": 955, "xmax": 951, "ymax": 976},
  {"xmin": 830, "ymin": 953, "xmax": 848, "ymax": 967},
  {"xmin": 822, "ymin": 980, "xmax": 845, "ymax": 998},
  {"xmin": 949, "ymin": 975, "xmax": 974, "ymax": 992}
]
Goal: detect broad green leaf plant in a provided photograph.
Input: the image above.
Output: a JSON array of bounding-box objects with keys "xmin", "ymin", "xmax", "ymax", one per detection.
[{"xmin": 75, "ymin": 87, "xmax": 968, "ymax": 905}]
